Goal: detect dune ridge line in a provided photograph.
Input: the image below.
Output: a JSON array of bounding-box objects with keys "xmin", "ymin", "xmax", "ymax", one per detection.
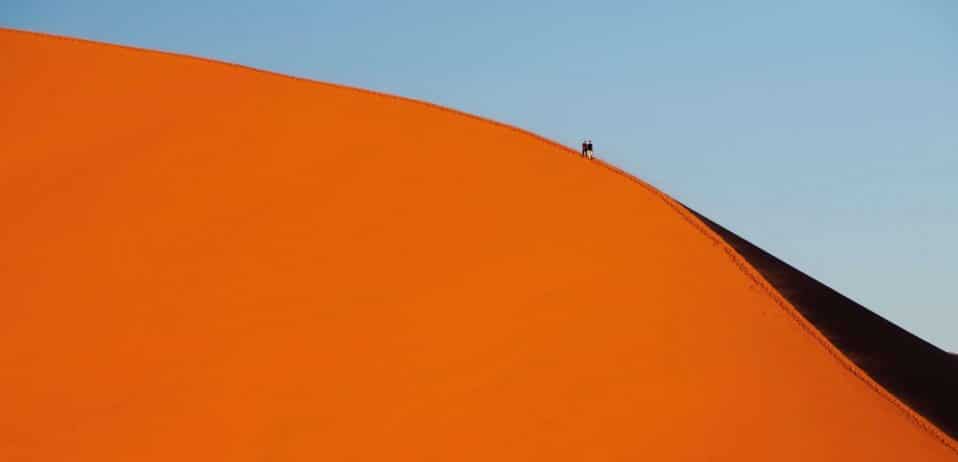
[{"xmin": 4, "ymin": 26, "xmax": 956, "ymax": 456}]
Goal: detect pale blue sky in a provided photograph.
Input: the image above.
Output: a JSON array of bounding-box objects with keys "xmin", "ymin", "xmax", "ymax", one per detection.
[{"xmin": 5, "ymin": 1, "xmax": 957, "ymax": 350}]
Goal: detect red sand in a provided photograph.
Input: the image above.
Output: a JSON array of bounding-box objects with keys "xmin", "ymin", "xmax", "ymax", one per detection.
[{"xmin": 2, "ymin": 29, "xmax": 956, "ymax": 461}]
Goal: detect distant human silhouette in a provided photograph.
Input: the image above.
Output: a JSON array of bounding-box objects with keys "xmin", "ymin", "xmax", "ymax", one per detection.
[{"xmin": 585, "ymin": 139, "xmax": 594, "ymax": 160}]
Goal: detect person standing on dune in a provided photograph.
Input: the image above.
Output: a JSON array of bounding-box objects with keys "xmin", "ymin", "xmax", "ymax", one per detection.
[
  {"xmin": 585, "ymin": 139, "xmax": 594, "ymax": 159},
  {"xmin": 581, "ymin": 140, "xmax": 588, "ymax": 157}
]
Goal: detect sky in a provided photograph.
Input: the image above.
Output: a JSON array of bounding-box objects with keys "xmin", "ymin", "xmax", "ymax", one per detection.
[{"xmin": 4, "ymin": 1, "xmax": 957, "ymax": 351}]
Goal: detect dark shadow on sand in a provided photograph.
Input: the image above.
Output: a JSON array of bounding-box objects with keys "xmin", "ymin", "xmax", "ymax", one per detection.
[{"xmin": 685, "ymin": 205, "xmax": 958, "ymax": 439}]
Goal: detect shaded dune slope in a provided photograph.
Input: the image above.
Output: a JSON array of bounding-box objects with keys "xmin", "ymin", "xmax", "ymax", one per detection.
[
  {"xmin": 688, "ymin": 209, "xmax": 958, "ymax": 439},
  {"xmin": 2, "ymin": 29, "xmax": 956, "ymax": 461}
]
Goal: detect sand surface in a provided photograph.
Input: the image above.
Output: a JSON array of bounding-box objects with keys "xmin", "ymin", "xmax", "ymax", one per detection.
[{"xmin": 2, "ymin": 29, "xmax": 956, "ymax": 460}]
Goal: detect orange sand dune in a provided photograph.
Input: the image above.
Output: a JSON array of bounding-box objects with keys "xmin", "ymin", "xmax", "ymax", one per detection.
[{"xmin": 2, "ymin": 29, "xmax": 956, "ymax": 461}]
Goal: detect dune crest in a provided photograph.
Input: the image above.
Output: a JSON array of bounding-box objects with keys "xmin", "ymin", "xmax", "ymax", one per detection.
[{"xmin": 2, "ymin": 29, "xmax": 955, "ymax": 461}]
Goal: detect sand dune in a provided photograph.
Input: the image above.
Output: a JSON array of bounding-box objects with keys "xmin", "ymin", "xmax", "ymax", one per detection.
[
  {"xmin": 2, "ymin": 29, "xmax": 956, "ymax": 461},
  {"xmin": 690, "ymin": 208, "xmax": 958, "ymax": 441}
]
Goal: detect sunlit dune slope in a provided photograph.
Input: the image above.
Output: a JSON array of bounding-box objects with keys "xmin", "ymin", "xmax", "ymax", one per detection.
[
  {"xmin": 689, "ymin": 208, "xmax": 958, "ymax": 439},
  {"xmin": 2, "ymin": 29, "xmax": 956, "ymax": 461}
]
